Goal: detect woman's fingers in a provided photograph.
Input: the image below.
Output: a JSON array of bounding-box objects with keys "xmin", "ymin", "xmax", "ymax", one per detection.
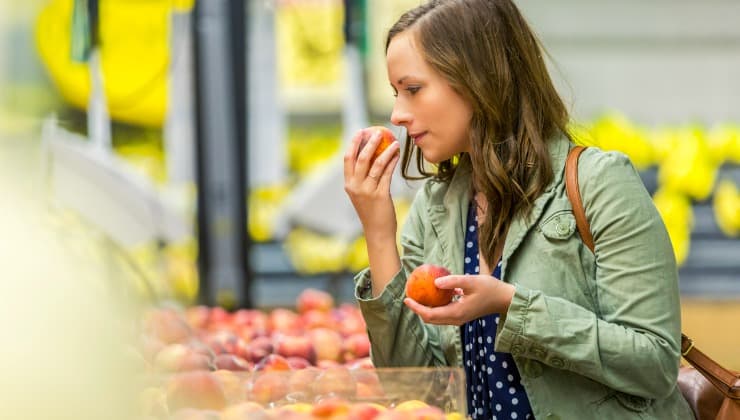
[
  {"xmin": 343, "ymin": 130, "xmax": 365, "ymax": 180},
  {"xmin": 434, "ymin": 274, "xmax": 474, "ymax": 291},
  {"xmin": 356, "ymin": 130, "xmax": 382, "ymax": 169},
  {"xmin": 374, "ymin": 144, "xmax": 400, "ymax": 186},
  {"xmin": 345, "ymin": 127, "xmax": 400, "ymax": 192},
  {"xmin": 404, "ymin": 297, "xmax": 461, "ymax": 325}
]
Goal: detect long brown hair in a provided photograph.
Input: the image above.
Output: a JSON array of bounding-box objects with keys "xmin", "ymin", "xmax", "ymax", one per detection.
[{"xmin": 386, "ymin": 0, "xmax": 570, "ymax": 265}]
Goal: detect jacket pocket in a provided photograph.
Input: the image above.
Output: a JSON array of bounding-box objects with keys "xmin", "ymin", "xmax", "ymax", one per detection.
[
  {"xmin": 615, "ymin": 391, "xmax": 653, "ymax": 413},
  {"xmin": 539, "ymin": 210, "xmax": 577, "ymax": 241},
  {"xmin": 595, "ymin": 390, "xmax": 652, "ymax": 417}
]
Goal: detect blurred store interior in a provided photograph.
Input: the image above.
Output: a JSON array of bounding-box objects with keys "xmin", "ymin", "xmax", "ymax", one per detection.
[{"xmin": 1, "ymin": 0, "xmax": 739, "ymax": 417}]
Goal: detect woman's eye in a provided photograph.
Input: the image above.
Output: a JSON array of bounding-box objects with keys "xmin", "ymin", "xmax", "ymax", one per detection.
[{"xmin": 406, "ymin": 86, "xmax": 420, "ymax": 94}]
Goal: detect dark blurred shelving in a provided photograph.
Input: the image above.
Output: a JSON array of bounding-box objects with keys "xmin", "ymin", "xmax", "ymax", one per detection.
[
  {"xmin": 251, "ymin": 242, "xmax": 356, "ymax": 308},
  {"xmin": 639, "ymin": 165, "xmax": 740, "ymax": 298}
]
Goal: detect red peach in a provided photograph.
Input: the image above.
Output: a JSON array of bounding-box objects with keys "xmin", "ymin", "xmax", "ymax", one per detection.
[
  {"xmin": 339, "ymin": 316, "xmax": 367, "ymax": 337},
  {"xmin": 154, "ymin": 344, "xmax": 214, "ymax": 372},
  {"xmin": 356, "ymin": 381, "xmax": 385, "ymax": 399},
  {"xmin": 405, "ymin": 264, "xmax": 454, "ymax": 307},
  {"xmin": 178, "ymin": 351, "xmax": 216, "ymax": 372},
  {"xmin": 245, "ymin": 335, "xmax": 274, "ymax": 363},
  {"xmin": 166, "ymin": 371, "xmax": 227, "ymax": 411},
  {"xmin": 188, "ymin": 339, "xmax": 217, "ymax": 358},
  {"xmin": 153, "ymin": 343, "xmax": 189, "ymax": 371},
  {"xmin": 274, "ymin": 334, "xmax": 316, "ymax": 364},
  {"xmin": 271, "ymin": 406, "xmax": 314, "ymax": 419},
  {"xmin": 208, "ymin": 307, "xmax": 231, "ymax": 326},
  {"xmin": 296, "ymin": 288, "xmax": 335, "ymax": 314},
  {"xmin": 143, "ymin": 309, "xmax": 193, "ymax": 344},
  {"xmin": 286, "ymin": 356, "xmax": 312, "ymax": 370},
  {"xmin": 311, "ymin": 367, "xmax": 356, "ymax": 398},
  {"xmin": 268, "ymin": 308, "xmax": 301, "ymax": 334},
  {"xmin": 310, "ymin": 396, "xmax": 351, "ymax": 417},
  {"xmin": 287, "ymin": 366, "xmax": 321, "ymax": 395},
  {"xmin": 342, "ymin": 333, "xmax": 371, "ymax": 363},
  {"xmin": 348, "ymin": 357, "xmax": 374, "ymax": 370},
  {"xmin": 316, "ymin": 359, "xmax": 341, "ymax": 369},
  {"xmin": 202, "ymin": 330, "xmax": 241, "ymax": 355},
  {"xmin": 309, "ymin": 328, "xmax": 343, "ymax": 362},
  {"xmin": 234, "ymin": 324, "xmax": 261, "ymax": 343},
  {"xmin": 346, "ymin": 402, "xmax": 386, "ymax": 420},
  {"xmin": 359, "ymin": 126, "xmax": 398, "ymax": 164},
  {"xmin": 254, "ymin": 354, "xmax": 291, "ymax": 372},
  {"xmin": 354, "ymin": 370, "xmax": 384, "ymax": 399},
  {"xmin": 232, "ymin": 309, "xmax": 269, "ymax": 334},
  {"xmin": 211, "ymin": 369, "xmax": 244, "ymax": 405},
  {"xmin": 184, "ymin": 305, "xmax": 211, "ymax": 330},
  {"xmin": 249, "ymin": 371, "xmax": 289, "ymax": 405},
  {"xmin": 300, "ymin": 309, "xmax": 337, "ymax": 330}
]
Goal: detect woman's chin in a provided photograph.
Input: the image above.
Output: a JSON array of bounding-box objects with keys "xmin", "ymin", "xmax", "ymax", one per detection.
[{"xmin": 420, "ymin": 151, "xmax": 447, "ymax": 165}]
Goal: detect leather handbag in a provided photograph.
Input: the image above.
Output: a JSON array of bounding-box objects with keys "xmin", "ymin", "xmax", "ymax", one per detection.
[{"xmin": 565, "ymin": 145, "xmax": 740, "ymax": 420}]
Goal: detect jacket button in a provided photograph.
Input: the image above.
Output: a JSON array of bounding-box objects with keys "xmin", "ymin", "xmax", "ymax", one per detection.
[
  {"xmin": 525, "ymin": 360, "xmax": 543, "ymax": 378},
  {"xmin": 550, "ymin": 357, "xmax": 565, "ymax": 369},
  {"xmin": 511, "ymin": 344, "xmax": 525, "ymax": 355},
  {"xmin": 556, "ymin": 222, "xmax": 569, "ymax": 235}
]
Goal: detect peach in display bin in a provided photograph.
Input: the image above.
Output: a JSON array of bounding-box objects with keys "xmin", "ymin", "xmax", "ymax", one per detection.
[
  {"xmin": 242, "ymin": 367, "xmax": 466, "ymax": 417},
  {"xmin": 152, "ymin": 367, "xmax": 467, "ymax": 418}
]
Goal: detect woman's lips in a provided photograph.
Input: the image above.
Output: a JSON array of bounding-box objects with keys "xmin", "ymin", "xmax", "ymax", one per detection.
[{"xmin": 411, "ymin": 132, "xmax": 426, "ymax": 145}]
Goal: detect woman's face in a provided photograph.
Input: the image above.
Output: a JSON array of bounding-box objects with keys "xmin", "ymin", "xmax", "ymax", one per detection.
[{"xmin": 387, "ymin": 31, "xmax": 473, "ymax": 164}]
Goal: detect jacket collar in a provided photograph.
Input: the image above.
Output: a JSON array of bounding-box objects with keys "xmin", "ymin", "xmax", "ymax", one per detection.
[
  {"xmin": 501, "ymin": 134, "xmax": 571, "ymax": 278},
  {"xmin": 425, "ymin": 135, "xmax": 571, "ymax": 277},
  {"xmin": 428, "ymin": 155, "xmax": 473, "ymax": 275}
]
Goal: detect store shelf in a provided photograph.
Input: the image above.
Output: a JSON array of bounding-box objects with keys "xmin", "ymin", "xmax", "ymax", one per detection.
[
  {"xmin": 250, "ymin": 241, "xmax": 358, "ymax": 308},
  {"xmin": 644, "ymin": 165, "xmax": 740, "ymax": 297}
]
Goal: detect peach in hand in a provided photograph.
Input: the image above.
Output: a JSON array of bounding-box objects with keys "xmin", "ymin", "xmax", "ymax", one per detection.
[
  {"xmin": 405, "ymin": 264, "xmax": 454, "ymax": 307},
  {"xmin": 359, "ymin": 125, "xmax": 398, "ymax": 164}
]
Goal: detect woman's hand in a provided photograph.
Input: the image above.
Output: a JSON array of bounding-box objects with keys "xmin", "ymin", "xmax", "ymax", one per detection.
[
  {"xmin": 343, "ymin": 127, "xmax": 401, "ymax": 241},
  {"xmin": 345, "ymin": 127, "xmax": 402, "ymax": 296},
  {"xmin": 404, "ymin": 274, "xmax": 515, "ymax": 326}
]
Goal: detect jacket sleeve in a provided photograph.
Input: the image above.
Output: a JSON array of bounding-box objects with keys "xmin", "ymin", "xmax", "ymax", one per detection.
[
  {"xmin": 496, "ymin": 150, "xmax": 682, "ymax": 399},
  {"xmin": 353, "ymin": 186, "xmax": 456, "ymax": 368}
]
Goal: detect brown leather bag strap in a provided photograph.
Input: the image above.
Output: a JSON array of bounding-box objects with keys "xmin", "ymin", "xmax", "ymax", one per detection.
[
  {"xmin": 564, "ymin": 146, "xmax": 740, "ymax": 400},
  {"xmin": 565, "ymin": 146, "xmax": 595, "ymax": 253},
  {"xmin": 681, "ymin": 334, "xmax": 740, "ymax": 399}
]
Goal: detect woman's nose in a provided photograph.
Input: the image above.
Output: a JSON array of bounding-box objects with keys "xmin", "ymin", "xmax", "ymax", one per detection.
[{"xmin": 390, "ymin": 100, "xmax": 412, "ymax": 127}]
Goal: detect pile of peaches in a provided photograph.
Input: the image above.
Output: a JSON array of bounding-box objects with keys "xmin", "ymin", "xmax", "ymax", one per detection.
[{"xmin": 136, "ymin": 289, "xmax": 464, "ymax": 419}]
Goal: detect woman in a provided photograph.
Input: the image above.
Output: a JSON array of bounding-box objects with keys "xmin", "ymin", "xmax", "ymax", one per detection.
[{"xmin": 343, "ymin": 0, "xmax": 693, "ymax": 419}]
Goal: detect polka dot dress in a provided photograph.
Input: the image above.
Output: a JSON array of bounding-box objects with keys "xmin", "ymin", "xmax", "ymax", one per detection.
[{"xmin": 462, "ymin": 200, "xmax": 533, "ymax": 419}]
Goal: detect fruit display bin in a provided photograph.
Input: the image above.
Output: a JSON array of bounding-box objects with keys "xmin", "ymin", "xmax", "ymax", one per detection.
[{"xmin": 158, "ymin": 366, "xmax": 467, "ymax": 418}]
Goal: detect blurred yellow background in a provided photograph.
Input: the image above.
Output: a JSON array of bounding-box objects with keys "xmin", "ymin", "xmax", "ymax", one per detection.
[{"xmin": 0, "ymin": 6, "xmax": 738, "ymax": 419}]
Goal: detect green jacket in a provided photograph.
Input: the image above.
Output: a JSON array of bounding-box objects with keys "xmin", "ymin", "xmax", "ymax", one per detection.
[{"xmin": 354, "ymin": 135, "xmax": 693, "ymax": 419}]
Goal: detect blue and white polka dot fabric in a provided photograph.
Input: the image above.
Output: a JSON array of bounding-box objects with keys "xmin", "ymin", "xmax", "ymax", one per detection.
[{"xmin": 462, "ymin": 201, "xmax": 533, "ymax": 419}]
